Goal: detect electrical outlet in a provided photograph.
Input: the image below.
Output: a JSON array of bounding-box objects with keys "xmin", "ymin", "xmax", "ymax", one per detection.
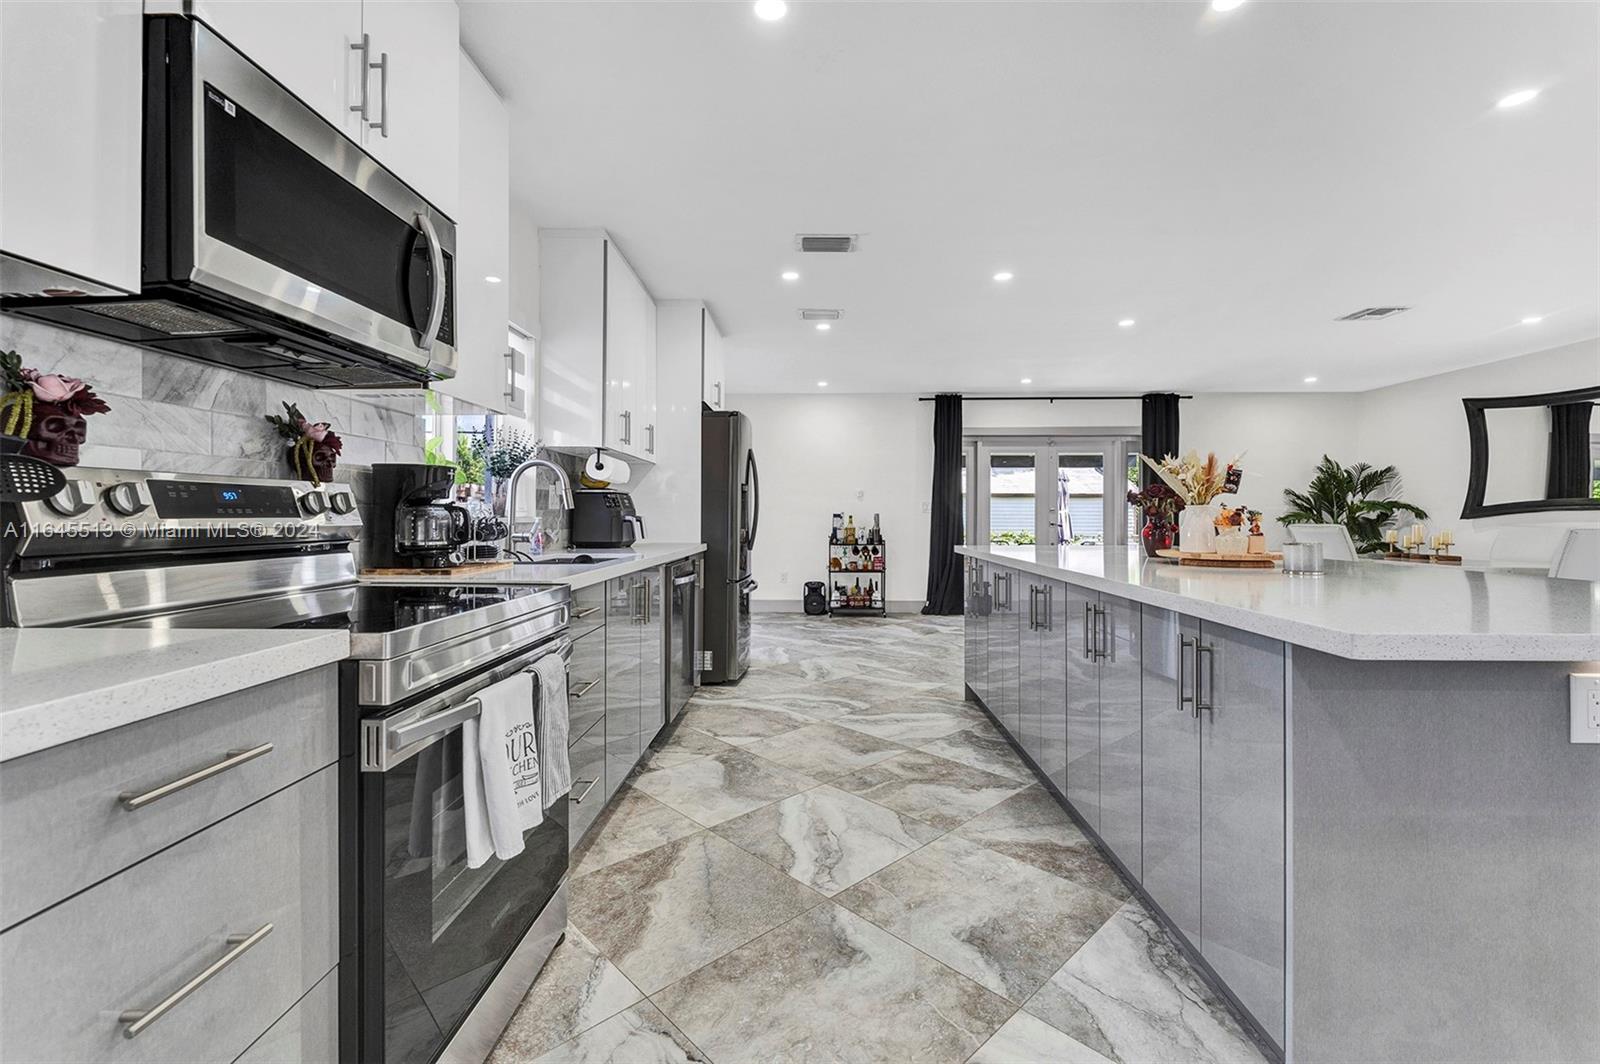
[
  {"xmin": 856, "ymin": 490, "xmax": 865, "ymax": 501},
  {"xmin": 779, "ymin": 571, "xmax": 789, "ymax": 584},
  {"xmin": 1571, "ymin": 674, "xmax": 1600, "ymax": 744},
  {"xmin": 922, "ymin": 501, "xmax": 931, "ymax": 513}
]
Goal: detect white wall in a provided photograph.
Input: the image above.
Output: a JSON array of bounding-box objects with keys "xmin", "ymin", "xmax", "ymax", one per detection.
[
  {"xmin": 1356, "ymin": 337, "xmax": 1600, "ymax": 559},
  {"xmin": 733, "ymin": 338, "xmax": 1597, "ymax": 605},
  {"xmin": 733, "ymin": 394, "xmax": 933, "ymax": 608}
]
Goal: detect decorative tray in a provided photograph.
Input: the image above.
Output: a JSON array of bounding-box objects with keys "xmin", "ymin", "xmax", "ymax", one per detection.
[{"xmin": 1155, "ymin": 549, "xmax": 1282, "ymax": 569}]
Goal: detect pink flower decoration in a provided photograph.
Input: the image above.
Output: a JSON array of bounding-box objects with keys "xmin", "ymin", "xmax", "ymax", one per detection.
[
  {"xmin": 304, "ymin": 422, "xmax": 330, "ymax": 443},
  {"xmin": 30, "ymin": 374, "xmax": 84, "ymax": 403}
]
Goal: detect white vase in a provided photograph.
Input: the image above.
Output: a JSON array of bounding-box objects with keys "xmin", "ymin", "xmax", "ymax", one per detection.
[{"xmin": 1179, "ymin": 503, "xmax": 1219, "ymax": 553}]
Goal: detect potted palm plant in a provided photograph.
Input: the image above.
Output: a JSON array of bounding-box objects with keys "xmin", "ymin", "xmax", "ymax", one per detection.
[{"xmin": 1280, "ymin": 455, "xmax": 1428, "ymax": 554}]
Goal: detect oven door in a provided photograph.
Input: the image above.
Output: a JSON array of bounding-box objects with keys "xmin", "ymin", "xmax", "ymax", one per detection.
[
  {"xmin": 155, "ymin": 17, "xmax": 456, "ymax": 377},
  {"xmin": 355, "ymin": 638, "xmax": 570, "ymax": 1064}
]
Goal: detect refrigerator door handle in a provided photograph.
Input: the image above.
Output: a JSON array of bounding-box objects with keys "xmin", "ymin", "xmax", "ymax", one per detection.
[{"xmin": 744, "ymin": 449, "xmax": 761, "ymax": 551}]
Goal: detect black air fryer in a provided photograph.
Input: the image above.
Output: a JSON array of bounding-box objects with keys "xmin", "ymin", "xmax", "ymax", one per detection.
[{"xmin": 570, "ymin": 489, "xmax": 644, "ymax": 548}]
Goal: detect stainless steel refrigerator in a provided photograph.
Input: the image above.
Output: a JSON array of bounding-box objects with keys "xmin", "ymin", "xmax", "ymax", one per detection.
[{"xmin": 700, "ymin": 409, "xmax": 758, "ymax": 683}]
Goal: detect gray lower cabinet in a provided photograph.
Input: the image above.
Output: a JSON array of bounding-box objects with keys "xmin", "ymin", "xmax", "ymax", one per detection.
[
  {"xmin": 988, "ymin": 567, "xmax": 1022, "ymax": 737},
  {"xmin": 1017, "ymin": 577, "xmax": 1067, "ymax": 792},
  {"xmin": 235, "ymin": 966, "xmax": 338, "ymax": 1064},
  {"xmin": 1017, "ymin": 577, "xmax": 1044, "ymax": 767},
  {"xmin": 1097, "ymin": 593, "xmax": 1143, "ymax": 879},
  {"xmin": 1197, "ymin": 620, "xmax": 1286, "ymax": 1046},
  {"xmin": 568, "ymin": 626, "xmax": 607, "ymax": 741},
  {"xmin": 567, "ymin": 719, "xmax": 607, "ymax": 848},
  {"xmin": 639, "ymin": 567, "xmax": 665, "ymax": 746},
  {"xmin": 1140, "ymin": 605, "xmax": 1202, "ymax": 947},
  {"xmin": 1064, "ymin": 583, "xmax": 1101, "ymax": 831},
  {"xmin": 0, "ymin": 765, "xmax": 339, "ymax": 1064},
  {"xmin": 966, "ymin": 560, "xmax": 990, "ymax": 705},
  {"xmin": 1142, "ymin": 611, "xmax": 1286, "ymax": 1048},
  {"xmin": 604, "ymin": 574, "xmax": 644, "ymax": 799},
  {"xmin": 0, "ymin": 665, "xmax": 339, "ymax": 928}
]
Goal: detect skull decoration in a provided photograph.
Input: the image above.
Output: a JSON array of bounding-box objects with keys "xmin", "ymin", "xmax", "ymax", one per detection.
[
  {"xmin": 24, "ymin": 402, "xmax": 89, "ymax": 466},
  {"xmin": 310, "ymin": 437, "xmax": 340, "ymax": 485}
]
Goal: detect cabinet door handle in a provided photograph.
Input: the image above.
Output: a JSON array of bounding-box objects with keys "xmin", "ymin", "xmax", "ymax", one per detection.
[
  {"xmin": 569, "ymin": 778, "xmax": 600, "ymax": 804},
  {"xmin": 646, "ymin": 423, "xmax": 655, "ymax": 453},
  {"xmin": 119, "ymin": 924, "xmax": 273, "ymax": 1037},
  {"xmin": 368, "ymin": 48, "xmax": 389, "ymax": 137},
  {"xmin": 1026, "ymin": 586, "xmax": 1036, "ymax": 629},
  {"xmin": 1095, "ymin": 604, "xmax": 1111, "ymax": 662},
  {"xmin": 118, "ymin": 743, "xmax": 274, "ymax": 810},
  {"xmin": 714, "ymin": 381, "xmax": 722, "ymax": 406},
  {"xmin": 350, "ymin": 34, "xmax": 371, "ymax": 121},
  {"xmin": 1179, "ymin": 635, "xmax": 1196, "ymax": 713},
  {"xmin": 1045, "ymin": 584, "xmax": 1053, "ymax": 631},
  {"xmin": 1197, "ymin": 643, "xmax": 1216, "ymax": 719},
  {"xmin": 570, "ymin": 678, "xmax": 600, "ymax": 698},
  {"xmin": 1082, "ymin": 601, "xmax": 1093, "ymax": 659}
]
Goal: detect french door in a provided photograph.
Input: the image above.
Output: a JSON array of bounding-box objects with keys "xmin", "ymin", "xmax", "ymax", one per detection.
[{"xmin": 964, "ymin": 435, "xmax": 1138, "ymax": 548}]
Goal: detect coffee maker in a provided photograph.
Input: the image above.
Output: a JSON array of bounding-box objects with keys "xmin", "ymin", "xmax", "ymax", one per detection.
[{"xmin": 367, "ymin": 463, "xmax": 473, "ymax": 569}]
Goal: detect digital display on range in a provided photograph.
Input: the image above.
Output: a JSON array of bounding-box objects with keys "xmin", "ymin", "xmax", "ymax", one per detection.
[{"xmin": 149, "ymin": 480, "xmax": 301, "ymax": 519}]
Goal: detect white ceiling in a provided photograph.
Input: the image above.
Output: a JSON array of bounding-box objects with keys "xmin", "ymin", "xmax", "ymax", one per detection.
[{"xmin": 461, "ymin": 0, "xmax": 1599, "ymax": 395}]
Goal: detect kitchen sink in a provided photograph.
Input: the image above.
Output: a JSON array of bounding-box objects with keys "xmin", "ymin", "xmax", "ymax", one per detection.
[{"xmin": 521, "ymin": 554, "xmax": 621, "ymax": 566}]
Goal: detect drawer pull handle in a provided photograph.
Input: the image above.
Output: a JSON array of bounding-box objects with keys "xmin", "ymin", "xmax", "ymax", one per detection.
[
  {"xmin": 570, "ymin": 678, "xmax": 600, "ymax": 699},
  {"xmin": 569, "ymin": 778, "xmax": 600, "ymax": 803},
  {"xmin": 119, "ymin": 923, "xmax": 273, "ymax": 1038},
  {"xmin": 573, "ymin": 606, "xmax": 602, "ymax": 620},
  {"xmin": 118, "ymin": 744, "xmax": 274, "ymax": 810}
]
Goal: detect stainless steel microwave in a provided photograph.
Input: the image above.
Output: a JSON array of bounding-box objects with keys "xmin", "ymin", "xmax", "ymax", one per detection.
[{"xmin": 2, "ymin": 16, "xmax": 455, "ymax": 389}]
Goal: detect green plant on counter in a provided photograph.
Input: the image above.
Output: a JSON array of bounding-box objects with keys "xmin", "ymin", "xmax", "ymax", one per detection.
[
  {"xmin": 990, "ymin": 530, "xmax": 1037, "ymax": 545},
  {"xmin": 478, "ymin": 427, "xmax": 539, "ymax": 481},
  {"xmin": 1280, "ymin": 455, "xmax": 1428, "ymax": 554}
]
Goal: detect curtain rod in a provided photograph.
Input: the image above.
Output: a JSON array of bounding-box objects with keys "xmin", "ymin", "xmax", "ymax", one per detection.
[{"xmin": 916, "ymin": 394, "xmax": 1193, "ymax": 402}]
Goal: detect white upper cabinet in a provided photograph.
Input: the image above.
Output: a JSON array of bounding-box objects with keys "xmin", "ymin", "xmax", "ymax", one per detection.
[
  {"xmin": 702, "ymin": 309, "xmax": 727, "ymax": 409},
  {"xmin": 176, "ymin": 0, "xmax": 459, "ymax": 217},
  {"xmin": 538, "ymin": 231, "xmax": 607, "ymax": 450},
  {"xmin": 432, "ymin": 51, "xmax": 509, "ymax": 413},
  {"xmin": 183, "ymin": 0, "xmax": 364, "ymax": 141},
  {"xmin": 1, "ymin": 0, "xmax": 143, "ymax": 292},
  {"xmin": 539, "ymin": 231, "xmax": 657, "ymax": 461},
  {"xmin": 356, "ymin": 0, "xmax": 460, "ymax": 217}
]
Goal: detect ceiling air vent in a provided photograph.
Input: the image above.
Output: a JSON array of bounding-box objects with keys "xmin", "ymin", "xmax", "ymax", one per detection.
[
  {"xmin": 799, "ymin": 309, "xmax": 842, "ymax": 321},
  {"xmin": 795, "ymin": 234, "xmax": 859, "ymax": 253},
  {"xmin": 1335, "ymin": 306, "xmax": 1411, "ymax": 321}
]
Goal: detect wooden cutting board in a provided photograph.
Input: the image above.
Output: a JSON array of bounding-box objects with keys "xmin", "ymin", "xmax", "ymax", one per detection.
[
  {"xmin": 361, "ymin": 561, "xmax": 515, "ymax": 577},
  {"xmin": 1156, "ymin": 549, "xmax": 1281, "ymax": 569}
]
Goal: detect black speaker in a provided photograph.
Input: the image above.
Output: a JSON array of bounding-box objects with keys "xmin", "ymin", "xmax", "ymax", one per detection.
[{"xmin": 802, "ymin": 581, "xmax": 827, "ymax": 615}]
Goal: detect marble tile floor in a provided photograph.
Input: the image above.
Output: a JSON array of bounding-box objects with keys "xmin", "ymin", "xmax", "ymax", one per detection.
[{"xmin": 494, "ymin": 614, "xmax": 1268, "ymax": 1064}]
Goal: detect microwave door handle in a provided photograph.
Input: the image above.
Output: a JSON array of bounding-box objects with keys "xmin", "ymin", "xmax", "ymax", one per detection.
[{"xmin": 415, "ymin": 212, "xmax": 447, "ymax": 351}]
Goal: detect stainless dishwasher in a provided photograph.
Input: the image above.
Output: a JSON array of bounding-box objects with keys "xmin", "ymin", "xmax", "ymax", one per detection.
[{"xmin": 666, "ymin": 557, "xmax": 701, "ymax": 721}]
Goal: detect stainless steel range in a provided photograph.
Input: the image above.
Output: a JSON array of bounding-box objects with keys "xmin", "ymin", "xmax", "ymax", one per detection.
[{"xmin": 1, "ymin": 468, "xmax": 572, "ymax": 1064}]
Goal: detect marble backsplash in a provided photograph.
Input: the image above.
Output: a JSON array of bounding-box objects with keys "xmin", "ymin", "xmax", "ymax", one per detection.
[{"xmin": 0, "ymin": 315, "xmax": 427, "ymax": 479}]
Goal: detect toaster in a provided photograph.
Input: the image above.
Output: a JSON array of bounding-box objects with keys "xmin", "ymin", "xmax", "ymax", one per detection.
[{"xmin": 570, "ymin": 490, "xmax": 645, "ymax": 548}]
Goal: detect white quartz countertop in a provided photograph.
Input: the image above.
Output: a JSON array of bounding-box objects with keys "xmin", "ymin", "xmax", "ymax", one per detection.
[
  {"xmin": 360, "ymin": 542, "xmax": 707, "ymax": 591},
  {"xmin": 957, "ymin": 545, "xmax": 1600, "ymax": 661},
  {"xmin": 0, "ymin": 628, "xmax": 350, "ymax": 763}
]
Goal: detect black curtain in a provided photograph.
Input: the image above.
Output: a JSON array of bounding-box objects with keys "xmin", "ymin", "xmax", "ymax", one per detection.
[
  {"xmin": 923, "ymin": 393, "xmax": 964, "ymax": 615},
  {"xmin": 1140, "ymin": 392, "xmax": 1181, "ymax": 487},
  {"xmin": 1545, "ymin": 401, "xmax": 1593, "ymax": 499}
]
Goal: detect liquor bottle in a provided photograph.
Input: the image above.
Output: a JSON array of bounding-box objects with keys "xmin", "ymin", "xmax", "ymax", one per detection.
[{"xmin": 844, "ymin": 515, "xmax": 857, "ymax": 545}]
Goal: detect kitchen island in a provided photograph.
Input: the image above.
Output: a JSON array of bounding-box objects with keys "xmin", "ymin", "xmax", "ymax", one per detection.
[{"xmin": 956, "ymin": 544, "xmax": 1600, "ymax": 1064}]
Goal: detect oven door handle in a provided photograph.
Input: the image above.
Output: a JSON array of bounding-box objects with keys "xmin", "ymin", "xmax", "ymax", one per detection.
[{"xmin": 387, "ymin": 696, "xmax": 482, "ymax": 753}]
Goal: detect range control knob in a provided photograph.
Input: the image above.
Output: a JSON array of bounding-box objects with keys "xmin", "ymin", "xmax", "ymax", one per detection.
[
  {"xmin": 328, "ymin": 491, "xmax": 356, "ymax": 515},
  {"xmin": 103, "ymin": 481, "xmax": 150, "ymax": 516},
  {"xmin": 44, "ymin": 479, "xmax": 96, "ymax": 517},
  {"xmin": 299, "ymin": 490, "xmax": 328, "ymax": 515}
]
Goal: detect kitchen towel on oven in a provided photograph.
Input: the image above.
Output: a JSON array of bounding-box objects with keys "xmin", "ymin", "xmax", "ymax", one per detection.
[
  {"xmin": 462, "ymin": 671, "xmax": 541, "ymax": 867},
  {"xmin": 530, "ymin": 653, "xmax": 572, "ymax": 806}
]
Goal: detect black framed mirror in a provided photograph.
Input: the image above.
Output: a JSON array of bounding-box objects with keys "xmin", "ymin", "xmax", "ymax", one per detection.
[{"xmin": 1461, "ymin": 385, "xmax": 1600, "ymax": 518}]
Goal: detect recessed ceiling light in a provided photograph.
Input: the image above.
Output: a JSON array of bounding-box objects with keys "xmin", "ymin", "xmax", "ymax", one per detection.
[
  {"xmin": 1118, "ymin": 318, "xmax": 1136, "ymax": 328},
  {"xmin": 1521, "ymin": 315, "xmax": 1544, "ymax": 324},
  {"xmin": 1211, "ymin": 0, "xmax": 1246, "ymax": 12},
  {"xmin": 815, "ymin": 322, "xmax": 831, "ymax": 331},
  {"xmin": 753, "ymin": 0, "xmax": 787, "ymax": 21},
  {"xmin": 817, "ymin": 380, "xmax": 829, "ymax": 387},
  {"xmin": 1496, "ymin": 88, "xmax": 1540, "ymax": 110},
  {"xmin": 484, "ymin": 275, "xmax": 502, "ymax": 284},
  {"xmin": 781, "ymin": 270, "xmax": 799, "ymax": 281},
  {"xmin": 1304, "ymin": 376, "xmax": 1319, "ymax": 384},
  {"xmin": 992, "ymin": 271, "xmax": 1014, "ymax": 282},
  {"xmin": 1020, "ymin": 378, "xmax": 1032, "ymax": 384}
]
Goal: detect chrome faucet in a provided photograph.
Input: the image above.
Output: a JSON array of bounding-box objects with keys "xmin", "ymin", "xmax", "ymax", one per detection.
[{"xmin": 502, "ymin": 457, "xmax": 575, "ymax": 558}]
